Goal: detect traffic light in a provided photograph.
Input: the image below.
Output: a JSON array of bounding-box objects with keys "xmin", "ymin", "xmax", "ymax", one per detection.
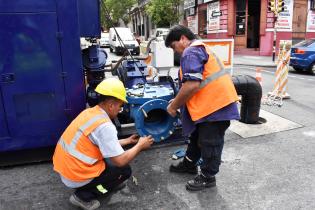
[
  {"xmin": 277, "ymin": 0, "xmax": 285, "ymax": 13},
  {"xmin": 268, "ymin": 0, "xmax": 276, "ymax": 13}
]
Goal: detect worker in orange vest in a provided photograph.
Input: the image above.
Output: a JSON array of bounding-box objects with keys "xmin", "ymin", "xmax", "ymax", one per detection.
[
  {"xmin": 53, "ymin": 78, "xmax": 154, "ymax": 210},
  {"xmin": 165, "ymin": 25, "xmax": 240, "ymax": 191}
]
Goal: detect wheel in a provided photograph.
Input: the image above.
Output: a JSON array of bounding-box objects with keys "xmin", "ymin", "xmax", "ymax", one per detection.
[
  {"xmin": 293, "ymin": 67, "xmax": 303, "ymax": 72},
  {"xmin": 308, "ymin": 63, "xmax": 315, "ymax": 75}
]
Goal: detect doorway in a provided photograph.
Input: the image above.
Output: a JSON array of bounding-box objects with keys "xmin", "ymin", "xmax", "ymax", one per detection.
[
  {"xmin": 247, "ymin": 0, "xmax": 260, "ymax": 48},
  {"xmin": 292, "ymin": 0, "xmax": 307, "ymax": 44},
  {"xmin": 234, "ymin": 0, "xmax": 261, "ymax": 50}
]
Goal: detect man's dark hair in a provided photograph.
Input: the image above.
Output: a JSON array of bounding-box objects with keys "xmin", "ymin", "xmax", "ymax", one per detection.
[
  {"xmin": 98, "ymin": 95, "xmax": 120, "ymax": 104},
  {"xmin": 165, "ymin": 25, "xmax": 196, "ymax": 47}
]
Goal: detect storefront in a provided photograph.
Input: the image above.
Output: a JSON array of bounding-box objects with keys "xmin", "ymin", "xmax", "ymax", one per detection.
[{"xmin": 184, "ymin": 0, "xmax": 315, "ymax": 56}]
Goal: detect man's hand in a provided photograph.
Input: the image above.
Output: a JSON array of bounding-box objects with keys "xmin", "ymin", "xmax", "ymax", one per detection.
[
  {"xmin": 167, "ymin": 100, "xmax": 178, "ymax": 117},
  {"xmin": 119, "ymin": 134, "xmax": 139, "ymax": 146},
  {"xmin": 167, "ymin": 81, "xmax": 200, "ymax": 117},
  {"xmin": 137, "ymin": 135, "xmax": 154, "ymax": 150},
  {"xmin": 126, "ymin": 134, "xmax": 139, "ymax": 144},
  {"xmin": 111, "ymin": 135, "xmax": 154, "ymax": 167}
]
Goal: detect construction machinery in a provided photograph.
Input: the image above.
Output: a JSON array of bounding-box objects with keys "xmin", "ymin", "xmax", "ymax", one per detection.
[{"xmin": 0, "ymin": 0, "xmax": 262, "ymax": 166}]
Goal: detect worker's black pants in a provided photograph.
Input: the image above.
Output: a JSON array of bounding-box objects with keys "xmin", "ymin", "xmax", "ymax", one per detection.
[
  {"xmin": 74, "ymin": 163, "xmax": 131, "ymax": 202},
  {"xmin": 186, "ymin": 120, "xmax": 230, "ymax": 178}
]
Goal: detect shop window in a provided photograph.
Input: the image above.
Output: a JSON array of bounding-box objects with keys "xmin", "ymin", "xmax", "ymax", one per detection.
[
  {"xmin": 236, "ymin": 0, "xmax": 246, "ymax": 35},
  {"xmin": 198, "ymin": 9, "xmax": 207, "ymax": 35}
]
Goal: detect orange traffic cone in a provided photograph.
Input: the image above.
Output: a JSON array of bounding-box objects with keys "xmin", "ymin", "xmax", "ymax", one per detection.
[{"xmin": 255, "ymin": 67, "xmax": 262, "ymax": 86}]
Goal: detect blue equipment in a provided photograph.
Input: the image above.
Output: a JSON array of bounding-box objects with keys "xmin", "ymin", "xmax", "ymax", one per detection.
[
  {"xmin": 115, "ymin": 60, "xmax": 179, "ymax": 142},
  {"xmin": 0, "ymin": 0, "xmax": 103, "ymax": 164}
]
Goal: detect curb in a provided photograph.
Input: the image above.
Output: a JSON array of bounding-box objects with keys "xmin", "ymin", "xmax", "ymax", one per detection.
[{"xmin": 234, "ymin": 63, "xmax": 277, "ymax": 68}]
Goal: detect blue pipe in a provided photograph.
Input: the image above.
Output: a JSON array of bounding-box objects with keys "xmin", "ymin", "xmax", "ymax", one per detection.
[{"xmin": 126, "ymin": 84, "xmax": 178, "ymax": 142}]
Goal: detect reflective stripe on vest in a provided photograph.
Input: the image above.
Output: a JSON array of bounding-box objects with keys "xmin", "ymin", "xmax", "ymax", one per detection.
[
  {"xmin": 179, "ymin": 40, "xmax": 239, "ymax": 121},
  {"xmin": 199, "ymin": 48, "xmax": 230, "ymax": 89},
  {"xmin": 58, "ymin": 114, "xmax": 107, "ymax": 165},
  {"xmin": 179, "ymin": 45, "xmax": 230, "ymax": 88}
]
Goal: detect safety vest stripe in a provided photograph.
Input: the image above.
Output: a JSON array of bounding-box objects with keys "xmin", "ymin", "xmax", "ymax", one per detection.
[
  {"xmin": 200, "ymin": 69, "xmax": 229, "ymax": 89},
  {"xmin": 61, "ymin": 114, "xmax": 108, "ymax": 164},
  {"xmin": 70, "ymin": 130, "xmax": 84, "ymax": 149},
  {"xmin": 209, "ymin": 49, "xmax": 225, "ymax": 70},
  {"xmin": 78, "ymin": 114, "xmax": 107, "ymax": 133},
  {"xmin": 58, "ymin": 138, "xmax": 98, "ymax": 165},
  {"xmin": 184, "ymin": 72, "xmax": 203, "ymax": 80},
  {"xmin": 188, "ymin": 42, "xmax": 230, "ymax": 89},
  {"xmin": 71, "ymin": 114, "xmax": 107, "ymax": 147}
]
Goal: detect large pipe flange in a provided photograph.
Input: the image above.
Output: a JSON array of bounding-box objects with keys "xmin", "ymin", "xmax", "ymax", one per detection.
[{"xmin": 133, "ymin": 99, "xmax": 178, "ymax": 142}]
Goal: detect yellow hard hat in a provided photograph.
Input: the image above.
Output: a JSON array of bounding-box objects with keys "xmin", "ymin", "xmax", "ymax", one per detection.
[{"xmin": 95, "ymin": 78, "xmax": 128, "ymax": 103}]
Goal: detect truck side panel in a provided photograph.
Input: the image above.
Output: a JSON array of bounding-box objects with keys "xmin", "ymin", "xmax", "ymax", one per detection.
[{"xmin": 0, "ymin": 0, "xmax": 86, "ymax": 153}]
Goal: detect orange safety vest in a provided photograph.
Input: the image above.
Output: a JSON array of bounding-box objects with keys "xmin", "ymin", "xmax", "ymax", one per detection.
[
  {"xmin": 53, "ymin": 105, "xmax": 110, "ymax": 182},
  {"xmin": 179, "ymin": 40, "xmax": 239, "ymax": 121}
]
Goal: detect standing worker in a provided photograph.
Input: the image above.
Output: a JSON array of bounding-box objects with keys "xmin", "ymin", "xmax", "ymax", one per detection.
[
  {"xmin": 165, "ymin": 25, "xmax": 240, "ymax": 191},
  {"xmin": 53, "ymin": 78, "xmax": 154, "ymax": 210}
]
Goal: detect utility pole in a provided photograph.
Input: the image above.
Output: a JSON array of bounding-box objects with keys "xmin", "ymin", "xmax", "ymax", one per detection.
[{"xmin": 268, "ymin": 0, "xmax": 285, "ymax": 62}]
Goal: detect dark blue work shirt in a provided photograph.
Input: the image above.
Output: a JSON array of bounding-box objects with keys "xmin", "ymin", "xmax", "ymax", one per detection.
[{"xmin": 179, "ymin": 41, "xmax": 240, "ymax": 136}]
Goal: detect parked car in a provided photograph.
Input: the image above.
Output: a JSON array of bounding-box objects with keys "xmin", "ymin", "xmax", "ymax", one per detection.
[
  {"xmin": 109, "ymin": 27, "xmax": 140, "ymax": 55},
  {"xmin": 153, "ymin": 28, "xmax": 170, "ymax": 40},
  {"xmin": 290, "ymin": 38, "xmax": 315, "ymax": 74},
  {"xmin": 99, "ymin": 32, "xmax": 109, "ymax": 47}
]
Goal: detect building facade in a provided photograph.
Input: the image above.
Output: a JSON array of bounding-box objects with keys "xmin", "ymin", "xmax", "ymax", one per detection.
[
  {"xmin": 184, "ymin": 0, "xmax": 315, "ymax": 55},
  {"xmin": 129, "ymin": 0, "xmax": 154, "ymax": 41},
  {"xmin": 129, "ymin": 0, "xmax": 185, "ymax": 41}
]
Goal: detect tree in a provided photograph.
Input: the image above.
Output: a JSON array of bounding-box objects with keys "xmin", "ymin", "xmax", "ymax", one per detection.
[
  {"xmin": 100, "ymin": 0, "xmax": 136, "ymax": 30},
  {"xmin": 146, "ymin": 0, "xmax": 183, "ymax": 27}
]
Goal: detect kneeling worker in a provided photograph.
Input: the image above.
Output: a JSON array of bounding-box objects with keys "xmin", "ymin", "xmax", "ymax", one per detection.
[{"xmin": 53, "ymin": 78, "xmax": 154, "ymax": 210}]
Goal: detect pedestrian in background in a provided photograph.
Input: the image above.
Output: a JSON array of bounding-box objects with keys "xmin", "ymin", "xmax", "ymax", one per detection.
[
  {"xmin": 165, "ymin": 25, "xmax": 240, "ymax": 191},
  {"xmin": 53, "ymin": 78, "xmax": 154, "ymax": 210}
]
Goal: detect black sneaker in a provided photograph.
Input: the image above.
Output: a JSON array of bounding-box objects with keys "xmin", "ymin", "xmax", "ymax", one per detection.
[
  {"xmin": 170, "ymin": 160, "xmax": 198, "ymax": 174},
  {"xmin": 69, "ymin": 194, "xmax": 100, "ymax": 210},
  {"xmin": 186, "ymin": 174, "xmax": 216, "ymax": 191}
]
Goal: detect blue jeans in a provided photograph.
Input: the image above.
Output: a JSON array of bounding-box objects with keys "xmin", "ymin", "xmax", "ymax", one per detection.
[{"xmin": 185, "ymin": 121, "xmax": 230, "ymax": 178}]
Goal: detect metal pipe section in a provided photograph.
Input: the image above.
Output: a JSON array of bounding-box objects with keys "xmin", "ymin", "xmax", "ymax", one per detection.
[
  {"xmin": 129, "ymin": 98, "xmax": 177, "ymax": 142},
  {"xmin": 126, "ymin": 84, "xmax": 178, "ymax": 142},
  {"xmin": 232, "ymin": 75, "xmax": 262, "ymax": 124}
]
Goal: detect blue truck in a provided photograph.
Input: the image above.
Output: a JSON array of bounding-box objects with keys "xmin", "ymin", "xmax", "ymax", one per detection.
[{"xmin": 0, "ymin": 0, "xmax": 102, "ymax": 165}]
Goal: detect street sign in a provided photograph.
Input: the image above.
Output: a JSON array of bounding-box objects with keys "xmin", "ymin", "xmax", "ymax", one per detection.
[{"xmin": 211, "ymin": 10, "xmax": 222, "ymax": 18}]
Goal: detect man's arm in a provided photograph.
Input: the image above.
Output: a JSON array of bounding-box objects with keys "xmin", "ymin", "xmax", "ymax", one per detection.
[
  {"xmin": 167, "ymin": 80, "xmax": 200, "ymax": 117},
  {"xmin": 110, "ymin": 135, "xmax": 154, "ymax": 167}
]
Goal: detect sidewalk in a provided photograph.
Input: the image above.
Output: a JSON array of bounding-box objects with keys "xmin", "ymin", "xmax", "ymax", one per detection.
[{"xmin": 234, "ymin": 55, "xmax": 277, "ymax": 67}]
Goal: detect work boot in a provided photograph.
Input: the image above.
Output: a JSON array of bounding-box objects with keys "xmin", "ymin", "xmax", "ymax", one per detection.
[
  {"xmin": 169, "ymin": 157, "xmax": 198, "ymax": 174},
  {"xmin": 186, "ymin": 174, "xmax": 216, "ymax": 191},
  {"xmin": 69, "ymin": 194, "xmax": 100, "ymax": 210}
]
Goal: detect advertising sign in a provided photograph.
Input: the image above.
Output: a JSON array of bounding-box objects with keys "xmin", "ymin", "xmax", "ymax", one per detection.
[
  {"xmin": 187, "ymin": 16, "xmax": 198, "ymax": 34},
  {"xmin": 307, "ymin": 1, "xmax": 315, "ymax": 32},
  {"xmin": 207, "ymin": 1, "xmax": 220, "ymax": 33},
  {"xmin": 202, "ymin": 39, "xmax": 234, "ymax": 74},
  {"xmin": 276, "ymin": 0, "xmax": 293, "ymax": 31},
  {"xmin": 184, "ymin": 0, "xmax": 195, "ymax": 9}
]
